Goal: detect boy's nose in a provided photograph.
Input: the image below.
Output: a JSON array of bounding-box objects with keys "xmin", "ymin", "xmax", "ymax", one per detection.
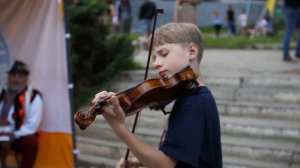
[{"xmin": 153, "ymin": 58, "xmax": 162, "ymax": 70}]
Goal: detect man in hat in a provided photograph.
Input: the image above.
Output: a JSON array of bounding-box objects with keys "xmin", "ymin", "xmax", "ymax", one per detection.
[{"xmin": 0, "ymin": 60, "xmax": 43, "ymax": 168}]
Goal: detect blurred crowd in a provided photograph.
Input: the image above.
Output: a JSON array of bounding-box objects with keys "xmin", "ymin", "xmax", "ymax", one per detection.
[{"xmin": 212, "ymin": 5, "xmax": 276, "ymax": 38}]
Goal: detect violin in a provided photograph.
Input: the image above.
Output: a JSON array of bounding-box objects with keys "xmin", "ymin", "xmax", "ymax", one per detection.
[{"xmin": 74, "ymin": 67, "xmax": 198, "ymax": 130}]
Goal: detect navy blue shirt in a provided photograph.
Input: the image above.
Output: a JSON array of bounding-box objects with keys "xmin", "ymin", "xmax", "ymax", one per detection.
[{"xmin": 159, "ymin": 86, "xmax": 222, "ymax": 168}]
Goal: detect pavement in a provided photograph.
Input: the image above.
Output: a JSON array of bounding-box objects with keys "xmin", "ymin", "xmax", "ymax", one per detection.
[{"xmin": 133, "ymin": 48, "xmax": 300, "ymax": 77}]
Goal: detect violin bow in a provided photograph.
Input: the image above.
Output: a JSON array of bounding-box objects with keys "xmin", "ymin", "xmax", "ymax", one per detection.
[{"xmin": 123, "ymin": 8, "xmax": 165, "ymax": 167}]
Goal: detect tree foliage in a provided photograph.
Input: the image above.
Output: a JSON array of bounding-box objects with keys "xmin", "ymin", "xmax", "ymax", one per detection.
[{"xmin": 68, "ymin": 0, "xmax": 135, "ymax": 94}]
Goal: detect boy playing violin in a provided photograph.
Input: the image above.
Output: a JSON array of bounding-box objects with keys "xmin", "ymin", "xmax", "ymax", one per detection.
[{"xmin": 93, "ymin": 23, "xmax": 222, "ymax": 168}]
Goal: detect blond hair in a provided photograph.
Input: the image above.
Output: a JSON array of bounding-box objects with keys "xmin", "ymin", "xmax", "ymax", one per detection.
[{"xmin": 151, "ymin": 23, "xmax": 204, "ymax": 63}]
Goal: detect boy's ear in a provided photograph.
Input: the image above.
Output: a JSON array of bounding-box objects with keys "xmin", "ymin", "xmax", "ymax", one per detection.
[{"xmin": 187, "ymin": 43, "xmax": 198, "ymax": 61}]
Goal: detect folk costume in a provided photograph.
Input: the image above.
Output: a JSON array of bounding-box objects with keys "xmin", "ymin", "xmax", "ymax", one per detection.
[{"xmin": 0, "ymin": 85, "xmax": 43, "ymax": 167}]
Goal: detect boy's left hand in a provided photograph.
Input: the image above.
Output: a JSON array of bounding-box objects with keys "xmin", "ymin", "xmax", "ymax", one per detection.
[{"xmin": 93, "ymin": 91, "xmax": 126, "ymax": 131}]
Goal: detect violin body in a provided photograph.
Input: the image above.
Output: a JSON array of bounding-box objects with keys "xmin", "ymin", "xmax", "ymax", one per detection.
[{"xmin": 74, "ymin": 67, "xmax": 198, "ymax": 130}]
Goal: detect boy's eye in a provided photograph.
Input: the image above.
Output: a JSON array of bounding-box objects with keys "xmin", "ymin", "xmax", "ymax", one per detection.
[{"xmin": 161, "ymin": 51, "xmax": 169, "ymax": 57}]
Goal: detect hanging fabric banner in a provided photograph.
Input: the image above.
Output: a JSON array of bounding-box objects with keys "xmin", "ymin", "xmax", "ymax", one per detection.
[
  {"xmin": 266, "ymin": 0, "xmax": 276, "ymax": 16},
  {"xmin": 0, "ymin": 0, "xmax": 74, "ymax": 167}
]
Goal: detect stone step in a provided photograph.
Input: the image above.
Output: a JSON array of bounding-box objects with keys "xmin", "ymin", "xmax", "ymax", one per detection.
[
  {"xmin": 77, "ymin": 136, "xmax": 126, "ymax": 160},
  {"xmin": 209, "ymin": 86, "xmax": 300, "ymax": 104},
  {"xmin": 134, "ymin": 115, "xmax": 300, "ymax": 142},
  {"xmin": 222, "ymin": 135, "xmax": 300, "ymax": 163},
  {"xmin": 241, "ymin": 75, "xmax": 300, "ymax": 89},
  {"xmin": 78, "ymin": 153, "xmax": 116, "ymax": 168},
  {"xmin": 75, "ymin": 119, "xmax": 163, "ymax": 146},
  {"xmin": 221, "ymin": 123, "xmax": 300, "ymax": 142},
  {"xmin": 206, "ymin": 75, "xmax": 300, "ymax": 90},
  {"xmin": 223, "ymin": 155, "xmax": 288, "ymax": 168},
  {"xmin": 76, "ymin": 136, "xmax": 151, "ymax": 168},
  {"xmin": 220, "ymin": 116, "xmax": 300, "ymax": 141},
  {"xmin": 224, "ymin": 152, "xmax": 300, "ymax": 168},
  {"xmin": 76, "ymin": 135, "xmax": 300, "ymax": 168},
  {"xmin": 77, "ymin": 153, "xmax": 300, "ymax": 168},
  {"xmin": 235, "ymin": 87, "xmax": 300, "ymax": 105},
  {"xmin": 218, "ymin": 100, "xmax": 300, "ymax": 121},
  {"xmin": 76, "ymin": 122, "xmax": 300, "ymax": 164},
  {"xmin": 221, "ymin": 115, "xmax": 300, "ymax": 130}
]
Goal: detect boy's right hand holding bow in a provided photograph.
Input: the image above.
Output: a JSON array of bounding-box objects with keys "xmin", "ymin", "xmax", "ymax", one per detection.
[{"xmin": 116, "ymin": 157, "xmax": 142, "ymax": 168}]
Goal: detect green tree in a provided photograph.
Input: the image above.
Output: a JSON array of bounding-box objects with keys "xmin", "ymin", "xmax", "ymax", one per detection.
[{"xmin": 68, "ymin": 0, "xmax": 135, "ymax": 95}]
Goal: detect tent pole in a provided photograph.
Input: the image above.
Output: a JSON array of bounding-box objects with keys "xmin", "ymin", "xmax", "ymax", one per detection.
[{"xmin": 62, "ymin": 0, "xmax": 78, "ymax": 167}]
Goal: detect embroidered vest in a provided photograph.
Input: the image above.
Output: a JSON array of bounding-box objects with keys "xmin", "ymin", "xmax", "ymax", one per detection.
[{"xmin": 0, "ymin": 86, "xmax": 40, "ymax": 130}]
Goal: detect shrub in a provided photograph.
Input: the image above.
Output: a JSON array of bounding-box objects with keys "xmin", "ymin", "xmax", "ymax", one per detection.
[{"xmin": 68, "ymin": 0, "xmax": 135, "ymax": 96}]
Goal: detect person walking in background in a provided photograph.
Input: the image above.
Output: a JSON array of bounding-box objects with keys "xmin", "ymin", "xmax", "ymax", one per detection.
[
  {"xmin": 173, "ymin": 0, "xmax": 202, "ymax": 25},
  {"xmin": 113, "ymin": 0, "xmax": 121, "ymax": 33},
  {"xmin": 98, "ymin": 0, "xmax": 117, "ymax": 34},
  {"xmin": 237, "ymin": 9, "xmax": 248, "ymax": 36},
  {"xmin": 226, "ymin": 5, "xmax": 236, "ymax": 38},
  {"xmin": 213, "ymin": 10, "xmax": 223, "ymax": 38},
  {"xmin": 0, "ymin": 60, "xmax": 43, "ymax": 168},
  {"xmin": 118, "ymin": 0, "xmax": 131, "ymax": 33},
  {"xmin": 282, "ymin": 0, "xmax": 300, "ymax": 62},
  {"xmin": 138, "ymin": 0, "xmax": 156, "ymax": 37},
  {"xmin": 106, "ymin": 0, "xmax": 118, "ymax": 34}
]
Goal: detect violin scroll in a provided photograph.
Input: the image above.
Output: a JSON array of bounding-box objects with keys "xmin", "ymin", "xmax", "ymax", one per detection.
[{"xmin": 74, "ymin": 103, "xmax": 104, "ymax": 130}]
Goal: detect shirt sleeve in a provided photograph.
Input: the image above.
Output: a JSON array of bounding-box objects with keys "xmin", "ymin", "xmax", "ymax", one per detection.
[
  {"xmin": 14, "ymin": 94, "xmax": 43, "ymax": 138},
  {"xmin": 159, "ymin": 99, "xmax": 205, "ymax": 167}
]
